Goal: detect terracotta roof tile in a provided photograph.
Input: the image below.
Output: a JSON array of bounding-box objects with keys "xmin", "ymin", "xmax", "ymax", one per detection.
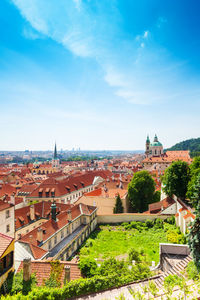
[
  {"xmin": 17, "ymin": 260, "xmax": 81, "ymax": 285},
  {"xmin": 15, "ymin": 201, "xmax": 72, "ymax": 230},
  {"xmin": 0, "ymin": 233, "xmax": 13, "ymax": 257}
]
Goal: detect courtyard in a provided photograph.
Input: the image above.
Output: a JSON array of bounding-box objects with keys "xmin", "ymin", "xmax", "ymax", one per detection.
[{"xmin": 78, "ymin": 220, "xmax": 185, "ymax": 265}]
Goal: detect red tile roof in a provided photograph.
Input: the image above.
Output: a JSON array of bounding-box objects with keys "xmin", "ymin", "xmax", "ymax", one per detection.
[
  {"xmin": 0, "ymin": 233, "xmax": 13, "ymax": 257},
  {"xmin": 18, "ymin": 183, "xmax": 38, "ymax": 194},
  {"xmin": 183, "ymin": 211, "xmax": 195, "ymax": 220},
  {"xmin": 19, "ymin": 203, "xmax": 96, "ymax": 257},
  {"xmin": 148, "ymin": 197, "xmax": 175, "ymax": 214},
  {"xmin": 17, "ymin": 260, "xmax": 81, "ymax": 285},
  {"xmin": 0, "ymin": 199, "xmax": 13, "ymax": 211},
  {"xmin": 30, "ymin": 171, "xmax": 112, "ymax": 198},
  {"xmin": 15, "ymin": 201, "xmax": 72, "ymax": 230},
  {"xmin": 143, "ymin": 150, "xmax": 192, "ymax": 164},
  {"xmin": 30, "ymin": 244, "xmax": 48, "ymax": 259},
  {"xmin": 0, "ymin": 183, "xmax": 16, "ymax": 197},
  {"xmin": 19, "ymin": 204, "xmax": 92, "ymax": 246}
]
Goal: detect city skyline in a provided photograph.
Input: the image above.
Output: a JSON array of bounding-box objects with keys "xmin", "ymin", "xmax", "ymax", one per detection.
[{"xmin": 0, "ymin": 0, "xmax": 200, "ymax": 150}]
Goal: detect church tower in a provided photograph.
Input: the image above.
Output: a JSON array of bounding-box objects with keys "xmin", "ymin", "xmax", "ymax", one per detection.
[
  {"xmin": 52, "ymin": 142, "xmax": 60, "ymax": 168},
  {"xmin": 145, "ymin": 135, "xmax": 150, "ymax": 157},
  {"xmin": 54, "ymin": 143, "xmax": 57, "ymax": 160}
]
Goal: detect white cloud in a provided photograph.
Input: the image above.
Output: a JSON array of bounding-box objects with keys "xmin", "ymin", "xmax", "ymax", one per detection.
[
  {"xmin": 140, "ymin": 42, "xmax": 145, "ymax": 48},
  {"xmin": 11, "ymin": 0, "xmax": 198, "ymax": 107},
  {"xmin": 143, "ymin": 31, "xmax": 149, "ymax": 38}
]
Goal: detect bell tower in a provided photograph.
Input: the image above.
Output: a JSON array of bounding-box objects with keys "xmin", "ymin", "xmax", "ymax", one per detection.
[{"xmin": 145, "ymin": 135, "xmax": 150, "ymax": 157}]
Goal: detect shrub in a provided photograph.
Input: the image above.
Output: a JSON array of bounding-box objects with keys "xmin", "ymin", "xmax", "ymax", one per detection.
[
  {"xmin": 97, "ymin": 258, "xmax": 127, "ymax": 277},
  {"xmin": 165, "ymin": 216, "xmax": 175, "ymax": 225},
  {"xmin": 6, "ymin": 270, "xmax": 37, "ymax": 295},
  {"xmin": 154, "ymin": 218, "xmax": 164, "ymax": 229},
  {"xmin": 78, "ymin": 257, "xmax": 98, "ymax": 277},
  {"xmin": 1, "ymin": 271, "xmax": 151, "ymax": 300},
  {"xmin": 128, "ymin": 248, "xmax": 141, "ymax": 263},
  {"xmin": 186, "ymin": 261, "xmax": 199, "ymax": 280},
  {"xmin": 145, "ymin": 219, "xmax": 154, "ymax": 228},
  {"xmin": 167, "ymin": 230, "xmax": 186, "ymax": 244}
]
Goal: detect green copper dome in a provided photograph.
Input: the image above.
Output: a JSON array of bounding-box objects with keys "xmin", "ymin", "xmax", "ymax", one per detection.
[{"xmin": 150, "ymin": 141, "xmax": 163, "ymax": 147}]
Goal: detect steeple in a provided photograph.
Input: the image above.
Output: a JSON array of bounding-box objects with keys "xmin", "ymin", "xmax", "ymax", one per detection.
[
  {"xmin": 54, "ymin": 143, "xmax": 57, "ymax": 160},
  {"xmin": 154, "ymin": 134, "xmax": 158, "ymax": 142},
  {"xmin": 145, "ymin": 134, "xmax": 150, "ymax": 156},
  {"xmin": 146, "ymin": 134, "xmax": 150, "ymax": 143}
]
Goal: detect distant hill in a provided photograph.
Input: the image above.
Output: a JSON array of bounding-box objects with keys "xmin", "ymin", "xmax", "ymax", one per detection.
[{"xmin": 166, "ymin": 137, "xmax": 200, "ymax": 157}]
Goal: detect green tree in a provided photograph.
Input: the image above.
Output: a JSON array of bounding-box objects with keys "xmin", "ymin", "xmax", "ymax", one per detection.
[
  {"xmin": 187, "ymin": 174, "xmax": 200, "ymax": 269},
  {"xmin": 113, "ymin": 194, "xmax": 124, "ymax": 213},
  {"xmin": 128, "ymin": 171, "xmax": 156, "ymax": 212},
  {"xmin": 187, "ymin": 157, "xmax": 200, "ymax": 200},
  {"xmin": 162, "ymin": 161, "xmax": 190, "ymax": 200},
  {"xmin": 78, "ymin": 257, "xmax": 97, "ymax": 277}
]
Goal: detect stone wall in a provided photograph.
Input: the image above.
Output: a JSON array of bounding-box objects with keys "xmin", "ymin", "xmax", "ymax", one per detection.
[{"xmin": 97, "ymin": 213, "xmax": 170, "ymax": 224}]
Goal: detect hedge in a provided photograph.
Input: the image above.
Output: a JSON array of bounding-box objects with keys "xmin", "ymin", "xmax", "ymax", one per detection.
[{"xmin": 1, "ymin": 273, "xmax": 149, "ymax": 300}]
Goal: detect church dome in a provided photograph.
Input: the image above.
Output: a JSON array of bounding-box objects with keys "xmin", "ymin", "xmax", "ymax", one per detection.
[
  {"xmin": 150, "ymin": 141, "xmax": 163, "ymax": 147},
  {"xmin": 150, "ymin": 134, "xmax": 162, "ymax": 147}
]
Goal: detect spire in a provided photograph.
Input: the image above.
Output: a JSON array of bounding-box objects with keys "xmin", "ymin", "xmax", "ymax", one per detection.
[
  {"xmin": 54, "ymin": 143, "xmax": 57, "ymax": 160},
  {"xmin": 154, "ymin": 134, "xmax": 158, "ymax": 142},
  {"xmin": 146, "ymin": 134, "xmax": 150, "ymax": 143}
]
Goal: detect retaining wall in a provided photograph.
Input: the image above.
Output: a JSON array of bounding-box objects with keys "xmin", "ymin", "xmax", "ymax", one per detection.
[{"xmin": 97, "ymin": 213, "xmax": 171, "ymax": 224}]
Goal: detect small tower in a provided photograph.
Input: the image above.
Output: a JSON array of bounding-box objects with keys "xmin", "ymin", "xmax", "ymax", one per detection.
[
  {"xmin": 52, "ymin": 142, "xmax": 60, "ymax": 168},
  {"xmin": 54, "ymin": 143, "xmax": 57, "ymax": 160},
  {"xmin": 51, "ymin": 201, "xmax": 57, "ymax": 222},
  {"xmin": 145, "ymin": 135, "xmax": 150, "ymax": 157}
]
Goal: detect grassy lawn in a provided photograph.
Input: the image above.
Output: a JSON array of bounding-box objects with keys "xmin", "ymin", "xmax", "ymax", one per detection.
[{"xmin": 79, "ymin": 223, "xmax": 179, "ymax": 264}]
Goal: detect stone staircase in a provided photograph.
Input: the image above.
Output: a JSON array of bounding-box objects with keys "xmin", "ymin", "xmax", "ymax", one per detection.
[{"xmin": 153, "ymin": 255, "xmax": 192, "ymax": 288}]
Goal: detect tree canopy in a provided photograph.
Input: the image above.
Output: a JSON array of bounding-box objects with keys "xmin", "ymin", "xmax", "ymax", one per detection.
[
  {"xmin": 128, "ymin": 171, "xmax": 156, "ymax": 213},
  {"xmin": 162, "ymin": 161, "xmax": 190, "ymax": 200},
  {"xmin": 113, "ymin": 194, "xmax": 124, "ymax": 213},
  {"xmin": 187, "ymin": 173, "xmax": 200, "ymax": 269},
  {"xmin": 187, "ymin": 157, "xmax": 200, "ymax": 201},
  {"xmin": 166, "ymin": 137, "xmax": 200, "ymax": 157}
]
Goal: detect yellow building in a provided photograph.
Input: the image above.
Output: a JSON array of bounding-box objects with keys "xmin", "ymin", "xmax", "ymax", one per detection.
[{"xmin": 0, "ymin": 233, "xmax": 14, "ymax": 289}]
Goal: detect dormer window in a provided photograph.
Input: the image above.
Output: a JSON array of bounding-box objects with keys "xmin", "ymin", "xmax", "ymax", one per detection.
[
  {"xmin": 46, "ymin": 188, "xmax": 50, "ymax": 198},
  {"xmin": 73, "ymin": 184, "xmax": 78, "ymax": 189},
  {"xmin": 39, "ymin": 188, "xmax": 43, "ymax": 198},
  {"xmin": 66, "ymin": 186, "xmax": 70, "ymax": 192},
  {"xmin": 51, "ymin": 188, "xmax": 55, "ymax": 197}
]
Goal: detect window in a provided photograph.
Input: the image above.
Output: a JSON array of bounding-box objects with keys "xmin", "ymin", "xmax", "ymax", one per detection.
[
  {"xmin": 6, "ymin": 210, "xmax": 10, "ymax": 219},
  {"xmin": 54, "ymin": 235, "xmax": 57, "ymax": 245},
  {"xmin": 48, "ymin": 240, "xmax": 52, "ymax": 250},
  {"xmin": 61, "ymin": 230, "xmax": 64, "ymax": 239},
  {"xmin": 6, "ymin": 224, "xmax": 10, "ymax": 233}
]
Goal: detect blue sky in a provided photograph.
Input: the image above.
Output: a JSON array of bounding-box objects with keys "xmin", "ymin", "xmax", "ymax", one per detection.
[{"xmin": 0, "ymin": 0, "xmax": 200, "ymax": 150}]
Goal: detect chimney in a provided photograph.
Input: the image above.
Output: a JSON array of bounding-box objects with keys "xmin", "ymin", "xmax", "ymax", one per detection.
[
  {"xmin": 37, "ymin": 227, "xmax": 43, "ymax": 243},
  {"xmin": 23, "ymin": 258, "xmax": 31, "ymax": 281},
  {"xmin": 64, "ymin": 265, "xmax": 70, "ymax": 284},
  {"xmin": 29, "ymin": 234, "xmax": 34, "ymax": 244},
  {"xmin": 51, "ymin": 201, "xmax": 57, "ymax": 222},
  {"xmin": 10, "ymin": 193, "xmax": 15, "ymax": 205},
  {"xmin": 30, "ymin": 205, "xmax": 35, "ymax": 221},
  {"xmin": 67, "ymin": 210, "xmax": 72, "ymax": 222}
]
